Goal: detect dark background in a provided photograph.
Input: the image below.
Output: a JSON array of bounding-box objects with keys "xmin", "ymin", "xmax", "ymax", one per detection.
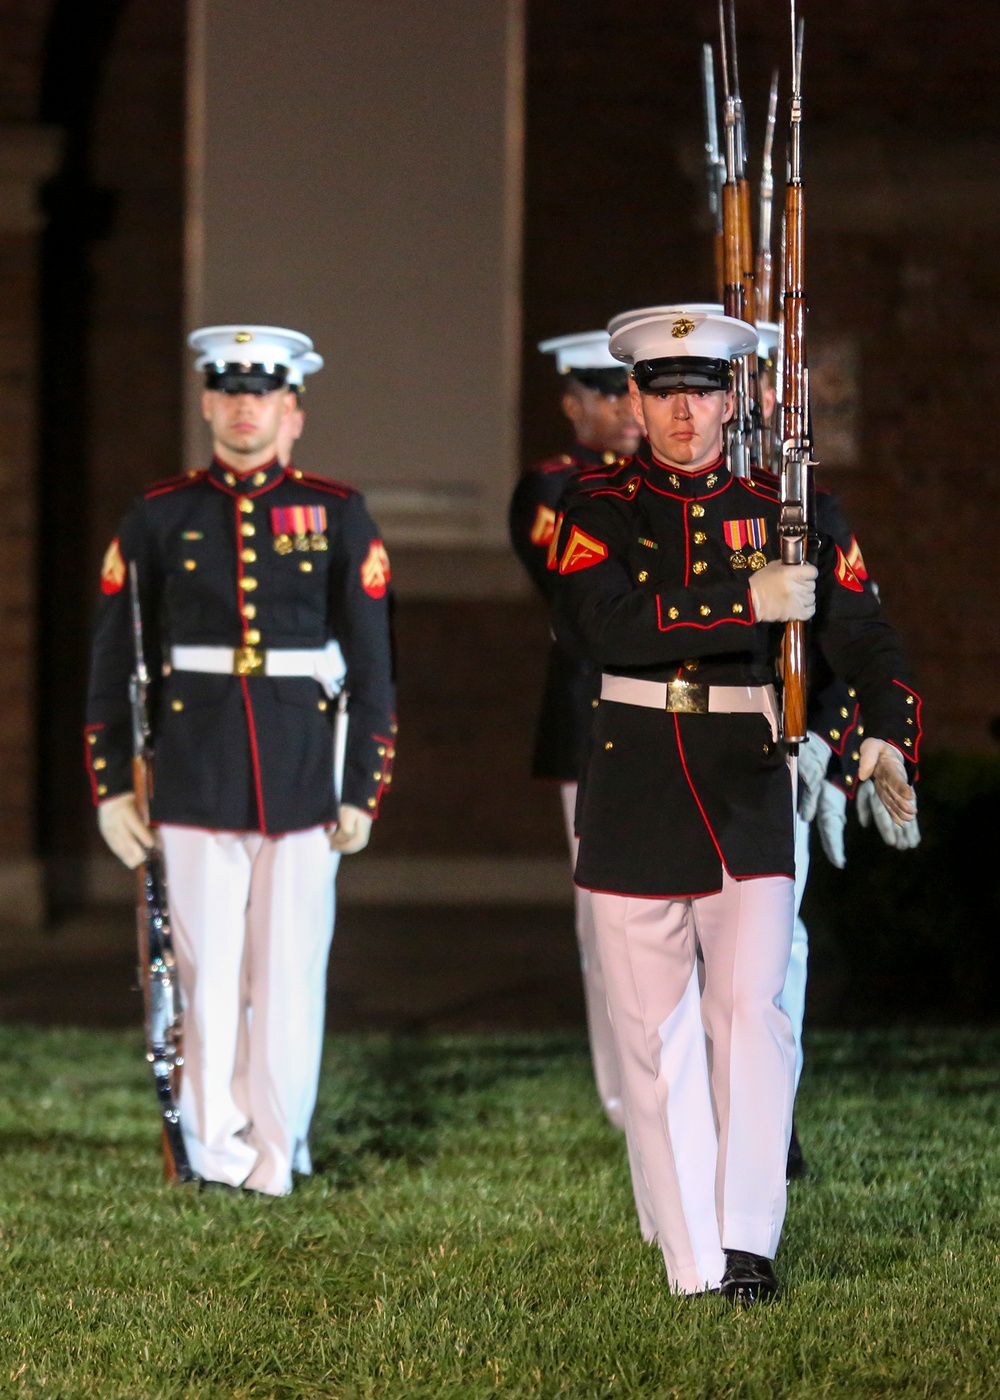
[{"xmin": 0, "ymin": 0, "xmax": 996, "ymax": 1023}]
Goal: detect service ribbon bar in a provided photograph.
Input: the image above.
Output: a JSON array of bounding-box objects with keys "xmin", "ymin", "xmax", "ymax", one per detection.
[
  {"xmin": 723, "ymin": 517, "xmax": 767, "ymax": 550},
  {"xmin": 271, "ymin": 505, "xmax": 327, "ymax": 536}
]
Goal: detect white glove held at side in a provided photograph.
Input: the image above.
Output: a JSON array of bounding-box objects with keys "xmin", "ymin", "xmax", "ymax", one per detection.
[
  {"xmin": 815, "ymin": 780, "xmax": 848, "ymax": 868},
  {"xmin": 797, "ymin": 732, "xmax": 833, "ymax": 822},
  {"xmin": 856, "ymin": 778, "xmax": 922, "ymax": 850},
  {"xmin": 328, "ymin": 803, "xmax": 373, "ymax": 854},
  {"xmin": 749, "ymin": 560, "xmax": 818, "ymax": 623},
  {"xmin": 98, "ymin": 793, "xmax": 153, "ymax": 869},
  {"xmin": 857, "ymin": 737, "xmax": 917, "ymax": 828}
]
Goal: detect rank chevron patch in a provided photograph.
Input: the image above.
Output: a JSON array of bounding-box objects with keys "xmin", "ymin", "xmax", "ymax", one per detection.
[
  {"xmin": 529, "ymin": 503, "xmax": 557, "ymax": 547},
  {"xmin": 845, "ymin": 536, "xmax": 868, "ymax": 581},
  {"xmin": 834, "ymin": 543, "xmax": 864, "ymax": 593},
  {"xmin": 559, "ymin": 526, "xmax": 608, "ymax": 574},
  {"xmin": 100, "ymin": 537, "xmax": 126, "ymax": 595},
  {"xmin": 546, "ymin": 512, "xmax": 564, "ymax": 571}
]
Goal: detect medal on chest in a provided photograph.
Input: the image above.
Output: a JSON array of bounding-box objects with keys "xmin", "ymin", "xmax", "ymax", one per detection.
[
  {"xmin": 270, "ymin": 505, "xmax": 328, "ymax": 555},
  {"xmin": 723, "ymin": 517, "xmax": 768, "ymax": 571}
]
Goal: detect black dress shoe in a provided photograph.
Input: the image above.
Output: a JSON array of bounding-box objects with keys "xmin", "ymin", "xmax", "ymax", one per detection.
[
  {"xmin": 786, "ymin": 1121, "xmax": 807, "ymax": 1181},
  {"xmin": 720, "ymin": 1250, "xmax": 779, "ymax": 1306}
]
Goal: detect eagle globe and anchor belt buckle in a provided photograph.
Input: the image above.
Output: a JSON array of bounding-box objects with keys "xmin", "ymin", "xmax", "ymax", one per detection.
[
  {"xmin": 233, "ymin": 646, "xmax": 265, "ymax": 677},
  {"xmin": 665, "ymin": 679, "xmax": 709, "ymax": 714}
]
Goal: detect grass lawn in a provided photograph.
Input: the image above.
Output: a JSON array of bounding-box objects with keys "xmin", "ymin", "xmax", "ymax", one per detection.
[{"xmin": 0, "ymin": 1026, "xmax": 996, "ymax": 1398}]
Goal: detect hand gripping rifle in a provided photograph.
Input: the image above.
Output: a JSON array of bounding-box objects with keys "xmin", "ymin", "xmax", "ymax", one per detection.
[
  {"xmin": 778, "ymin": 9, "xmax": 815, "ymax": 750},
  {"xmin": 717, "ymin": 0, "xmax": 761, "ymax": 478},
  {"xmin": 128, "ymin": 562, "xmax": 195, "ymax": 1183},
  {"xmin": 701, "ymin": 44, "xmax": 727, "ymax": 303}
]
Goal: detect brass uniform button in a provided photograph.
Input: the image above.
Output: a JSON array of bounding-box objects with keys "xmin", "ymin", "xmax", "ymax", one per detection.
[
  {"xmin": 387, "ymin": 747, "xmax": 396, "ymax": 759},
  {"xmin": 318, "ymin": 700, "xmax": 328, "ymax": 712},
  {"xmin": 591, "ymin": 698, "xmax": 599, "ymax": 709},
  {"xmin": 244, "ymin": 628, "xmax": 261, "ymax": 644},
  {"xmin": 252, "ymin": 471, "xmax": 267, "ymax": 486},
  {"xmin": 690, "ymin": 503, "xmax": 705, "ymax": 517},
  {"xmin": 762, "ymin": 744, "xmax": 770, "ymax": 754},
  {"xmin": 667, "ymin": 606, "xmax": 679, "ymax": 620},
  {"xmin": 184, "ymin": 559, "xmax": 197, "ymax": 571},
  {"xmin": 377, "ymin": 745, "xmax": 387, "ymax": 756},
  {"xmin": 243, "ymin": 602, "xmax": 257, "ymax": 619},
  {"xmin": 903, "ymin": 738, "xmax": 913, "ymax": 748},
  {"xmin": 239, "ymin": 577, "xmax": 258, "ymax": 591},
  {"xmin": 292, "ymin": 468, "xmax": 303, "ymax": 479},
  {"xmin": 241, "ymin": 548, "xmax": 257, "ymax": 563},
  {"xmin": 684, "ymin": 659, "xmax": 699, "ymax": 672},
  {"xmin": 97, "ymin": 784, "xmax": 108, "ymax": 797},
  {"xmin": 840, "ymin": 707, "xmax": 850, "ymax": 718},
  {"xmin": 604, "ymin": 741, "xmax": 613, "ymax": 751},
  {"xmin": 845, "ymin": 775, "xmax": 854, "ymax": 785},
  {"xmin": 906, "ymin": 717, "xmax": 914, "ymax": 726},
  {"xmin": 851, "ymin": 750, "xmax": 860, "ymax": 761},
  {"xmin": 224, "ymin": 471, "xmax": 236, "ymax": 487},
  {"xmin": 637, "ymin": 570, "xmax": 649, "ymax": 583},
  {"xmin": 93, "ymin": 757, "xmax": 106, "ymax": 770},
  {"xmin": 238, "ymin": 498, "xmax": 254, "ymax": 514},
  {"xmin": 693, "ymin": 531, "xmax": 707, "ymax": 544},
  {"xmin": 390, "ymin": 722, "xmax": 398, "ymax": 735},
  {"xmin": 732, "ymin": 602, "xmax": 744, "ymax": 614},
  {"xmin": 300, "ymin": 560, "xmax": 313, "ymax": 573},
  {"xmin": 373, "ymin": 770, "xmax": 382, "ymax": 781},
  {"xmin": 171, "ymin": 699, "xmax": 184, "ymax": 712},
  {"xmin": 829, "ymin": 728, "xmax": 841, "ymax": 740},
  {"xmin": 857, "ymin": 725, "xmax": 865, "ymax": 736},
  {"xmin": 87, "ymin": 733, "xmax": 97, "ymax": 746},
  {"xmin": 240, "ymin": 522, "xmax": 255, "ymax": 537},
  {"xmin": 848, "ymin": 687, "xmax": 857, "ymax": 699},
  {"xmin": 692, "ymin": 560, "xmax": 708, "ymax": 574},
  {"xmin": 906, "ymin": 695, "xmax": 914, "ymax": 705},
  {"xmin": 367, "ymin": 797, "xmax": 377, "ymax": 809},
  {"xmin": 699, "ymin": 605, "xmax": 711, "ymax": 616},
  {"xmin": 602, "ymin": 450, "xmax": 616, "ymax": 465}
]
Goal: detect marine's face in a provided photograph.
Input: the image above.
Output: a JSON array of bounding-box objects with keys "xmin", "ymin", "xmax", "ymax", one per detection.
[
  {"xmin": 562, "ymin": 384, "xmax": 642, "ymax": 457},
  {"xmin": 628, "ymin": 378, "xmax": 733, "ymax": 471},
  {"xmin": 202, "ymin": 387, "xmax": 293, "ymax": 463},
  {"xmin": 276, "ymin": 399, "xmax": 305, "ymax": 466}
]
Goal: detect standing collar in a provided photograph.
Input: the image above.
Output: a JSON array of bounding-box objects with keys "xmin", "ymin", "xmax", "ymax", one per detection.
[
  {"xmin": 206, "ymin": 456, "xmax": 285, "ymax": 496},
  {"xmin": 637, "ymin": 440, "xmax": 730, "ymax": 500},
  {"xmin": 574, "ymin": 443, "xmax": 627, "ymax": 469}
]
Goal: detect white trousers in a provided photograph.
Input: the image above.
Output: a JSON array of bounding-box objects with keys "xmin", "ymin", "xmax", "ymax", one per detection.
[
  {"xmin": 159, "ymin": 825, "xmax": 340, "ymax": 1195},
  {"xmin": 591, "ymin": 872, "xmax": 796, "ymax": 1293},
  {"xmin": 782, "ymin": 814, "xmax": 811, "ymax": 1092}
]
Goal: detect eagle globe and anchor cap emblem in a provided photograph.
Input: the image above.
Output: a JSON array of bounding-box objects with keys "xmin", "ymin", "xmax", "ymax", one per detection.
[{"xmin": 671, "ymin": 317, "xmax": 696, "ymax": 338}]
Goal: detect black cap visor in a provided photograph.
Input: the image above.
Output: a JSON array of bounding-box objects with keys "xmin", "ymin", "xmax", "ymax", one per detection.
[
  {"xmin": 633, "ymin": 356, "xmax": 732, "ymax": 393},
  {"xmin": 567, "ymin": 366, "xmax": 630, "ymax": 396},
  {"xmin": 205, "ymin": 363, "xmax": 290, "ymax": 395}
]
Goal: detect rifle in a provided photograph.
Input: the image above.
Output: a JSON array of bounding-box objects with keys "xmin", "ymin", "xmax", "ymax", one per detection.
[
  {"xmin": 701, "ymin": 44, "xmax": 726, "ymax": 303},
  {"xmin": 128, "ymin": 561, "xmax": 195, "ymax": 1183},
  {"xmin": 777, "ymin": 8, "xmax": 814, "ymax": 749},
  {"xmin": 717, "ymin": 0, "xmax": 761, "ymax": 478},
  {"xmin": 755, "ymin": 69, "xmax": 780, "ymax": 325}
]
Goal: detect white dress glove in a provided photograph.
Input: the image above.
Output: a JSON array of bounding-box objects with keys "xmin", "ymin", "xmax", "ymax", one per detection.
[
  {"xmin": 749, "ymin": 560, "xmax": 818, "ymax": 622},
  {"xmin": 857, "ymin": 738, "xmax": 917, "ymax": 828},
  {"xmin": 328, "ymin": 803, "xmax": 373, "ymax": 854},
  {"xmin": 856, "ymin": 778, "xmax": 922, "ymax": 850},
  {"xmin": 97, "ymin": 792, "xmax": 153, "ymax": 869},
  {"xmin": 814, "ymin": 780, "xmax": 848, "ymax": 868},
  {"xmin": 797, "ymin": 732, "xmax": 833, "ymax": 822}
]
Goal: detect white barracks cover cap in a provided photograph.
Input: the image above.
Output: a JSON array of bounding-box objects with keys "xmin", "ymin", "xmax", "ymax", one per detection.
[
  {"xmin": 188, "ymin": 324, "xmax": 314, "ymax": 372},
  {"xmin": 607, "ymin": 306, "xmax": 758, "ymax": 366}
]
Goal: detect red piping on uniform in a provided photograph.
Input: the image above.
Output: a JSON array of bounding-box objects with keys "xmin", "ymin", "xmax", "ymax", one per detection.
[
  {"xmin": 655, "ymin": 597, "xmax": 754, "ymax": 633},
  {"xmin": 672, "ymin": 712, "xmax": 727, "ymax": 868},
  {"xmin": 83, "ymin": 723, "xmax": 105, "ymax": 804},
  {"xmin": 735, "ymin": 479, "xmax": 781, "ymax": 504},
  {"xmin": 891, "ymin": 679, "xmax": 923, "ymax": 762},
  {"xmin": 284, "ymin": 467, "xmax": 353, "ymax": 498},
  {"xmin": 145, "ymin": 473, "xmax": 204, "ymax": 499},
  {"xmin": 239, "ymin": 674, "xmax": 268, "ymax": 835}
]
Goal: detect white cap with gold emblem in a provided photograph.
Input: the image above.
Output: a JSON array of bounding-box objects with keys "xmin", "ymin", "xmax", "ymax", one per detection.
[
  {"xmin": 646, "ymin": 303, "xmax": 781, "ymax": 371},
  {"xmin": 608, "ymin": 305, "xmax": 758, "ymax": 392},
  {"xmin": 538, "ymin": 329, "xmax": 629, "ymax": 395},
  {"xmin": 189, "ymin": 325, "xmax": 314, "ymax": 393}
]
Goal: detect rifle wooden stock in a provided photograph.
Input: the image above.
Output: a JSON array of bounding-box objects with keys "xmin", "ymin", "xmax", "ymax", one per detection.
[
  {"xmin": 781, "ymin": 621, "xmax": 807, "ymax": 742},
  {"xmin": 721, "ymin": 182, "xmax": 745, "ymax": 321},
  {"xmin": 736, "ymin": 178, "xmax": 756, "ymax": 323}
]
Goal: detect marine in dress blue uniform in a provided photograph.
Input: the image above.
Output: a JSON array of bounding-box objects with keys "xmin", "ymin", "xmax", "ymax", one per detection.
[
  {"xmin": 509, "ymin": 331, "xmax": 640, "ymax": 1133},
  {"xmin": 552, "ymin": 307, "xmax": 920, "ymax": 1299},
  {"xmin": 87, "ymin": 327, "xmax": 396, "ymax": 1193}
]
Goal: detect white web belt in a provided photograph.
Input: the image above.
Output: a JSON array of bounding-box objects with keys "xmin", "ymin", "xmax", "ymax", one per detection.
[{"xmin": 170, "ymin": 641, "xmax": 347, "ymax": 698}]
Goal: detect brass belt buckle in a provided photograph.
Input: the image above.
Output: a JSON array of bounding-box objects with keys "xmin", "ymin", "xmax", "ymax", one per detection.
[
  {"xmin": 233, "ymin": 646, "xmax": 265, "ymax": 677},
  {"xmin": 666, "ymin": 679, "xmax": 708, "ymax": 714}
]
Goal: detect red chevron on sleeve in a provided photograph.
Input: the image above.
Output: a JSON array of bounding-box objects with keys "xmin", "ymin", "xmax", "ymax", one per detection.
[
  {"xmin": 559, "ymin": 526, "xmax": 609, "ymax": 574},
  {"xmin": 834, "ymin": 544, "xmax": 864, "ymax": 592},
  {"xmin": 529, "ymin": 503, "xmax": 557, "ymax": 547}
]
